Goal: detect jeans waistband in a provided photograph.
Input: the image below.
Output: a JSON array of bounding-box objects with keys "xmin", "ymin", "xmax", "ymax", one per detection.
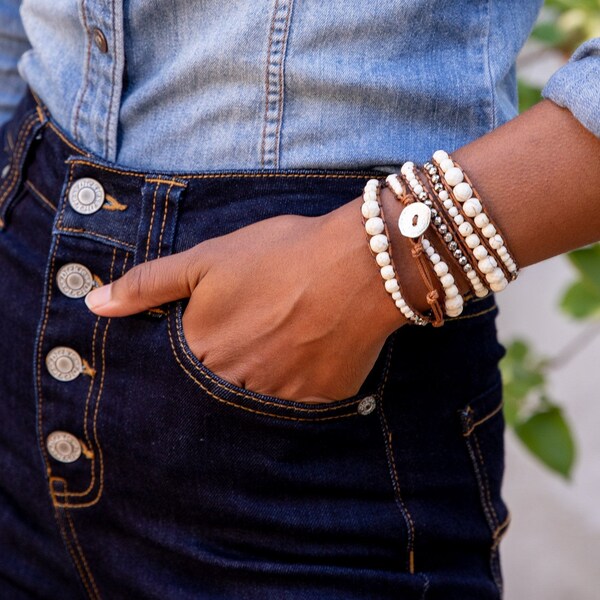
[{"xmin": 0, "ymin": 90, "xmax": 383, "ymax": 263}]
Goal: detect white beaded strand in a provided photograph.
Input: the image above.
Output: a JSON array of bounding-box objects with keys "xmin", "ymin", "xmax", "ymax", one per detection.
[{"xmin": 361, "ymin": 179, "xmax": 426, "ymax": 325}]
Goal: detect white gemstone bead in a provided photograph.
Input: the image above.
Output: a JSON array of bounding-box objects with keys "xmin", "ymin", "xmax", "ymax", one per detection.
[
  {"xmin": 445, "ymin": 167, "xmax": 464, "ymax": 186},
  {"xmin": 448, "ymin": 206, "xmax": 459, "ymax": 217},
  {"xmin": 433, "ymin": 150, "xmax": 449, "ymax": 163},
  {"xmin": 439, "ymin": 190, "xmax": 449, "ymax": 201},
  {"xmin": 482, "ymin": 224, "xmax": 496, "ymax": 238},
  {"xmin": 473, "ymin": 245, "xmax": 488, "ymax": 260},
  {"xmin": 376, "ymin": 251, "xmax": 391, "ymax": 267},
  {"xmin": 421, "ymin": 238, "xmax": 431, "ymax": 250},
  {"xmin": 365, "ymin": 178, "xmax": 379, "ymax": 190},
  {"xmin": 445, "ymin": 295, "xmax": 463, "ymax": 310},
  {"xmin": 476, "ymin": 288, "xmax": 490, "ymax": 297},
  {"xmin": 489, "ymin": 236, "xmax": 503, "ymax": 250},
  {"xmin": 386, "ymin": 174, "xmax": 404, "ymax": 196},
  {"xmin": 493, "ymin": 234, "xmax": 503, "ymax": 246},
  {"xmin": 466, "ymin": 269, "xmax": 478, "ymax": 280},
  {"xmin": 478, "ymin": 257, "xmax": 496, "ymax": 274},
  {"xmin": 363, "ymin": 189, "xmax": 377, "ymax": 203},
  {"xmin": 446, "ymin": 307, "xmax": 463, "ymax": 318},
  {"xmin": 490, "ymin": 279, "xmax": 509, "ymax": 292},
  {"xmin": 497, "ymin": 246, "xmax": 509, "ymax": 257},
  {"xmin": 380, "ymin": 265, "xmax": 395, "ymax": 280},
  {"xmin": 369, "ymin": 234, "xmax": 388, "ymax": 253},
  {"xmin": 443, "ymin": 199, "xmax": 454, "ymax": 210},
  {"xmin": 458, "ymin": 222, "xmax": 473, "ymax": 237},
  {"xmin": 400, "ymin": 162, "xmax": 415, "ymax": 176},
  {"xmin": 392, "ymin": 291, "xmax": 402, "ymax": 300},
  {"xmin": 409, "ymin": 178, "xmax": 419, "ymax": 189},
  {"xmin": 508, "ymin": 263, "xmax": 518, "ymax": 273},
  {"xmin": 440, "ymin": 273, "xmax": 455, "ymax": 288},
  {"xmin": 426, "ymin": 246, "xmax": 435, "ymax": 256},
  {"xmin": 434, "ymin": 262, "xmax": 449, "ymax": 277},
  {"xmin": 413, "ymin": 184, "xmax": 423, "ymax": 195},
  {"xmin": 365, "ymin": 217, "xmax": 385, "ymax": 236},
  {"xmin": 395, "ymin": 298, "xmax": 406, "ymax": 308},
  {"xmin": 361, "ymin": 200, "xmax": 380, "ymax": 219},
  {"xmin": 465, "ymin": 234, "xmax": 480, "ymax": 249},
  {"xmin": 385, "ymin": 278, "xmax": 400, "ymax": 294},
  {"xmin": 474, "ymin": 213, "xmax": 489, "ymax": 228},
  {"xmin": 453, "ymin": 214, "xmax": 465, "ymax": 226},
  {"xmin": 486, "ymin": 267, "xmax": 505, "ymax": 284},
  {"xmin": 453, "ymin": 182, "xmax": 473, "ymax": 202},
  {"xmin": 430, "ymin": 253, "xmax": 441, "ymax": 264},
  {"xmin": 445, "ymin": 284, "xmax": 459, "ymax": 298},
  {"xmin": 463, "ymin": 198, "xmax": 482, "ymax": 217},
  {"xmin": 439, "ymin": 158, "xmax": 454, "ymax": 173}
]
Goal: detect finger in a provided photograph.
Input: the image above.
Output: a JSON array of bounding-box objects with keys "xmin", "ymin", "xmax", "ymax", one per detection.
[{"xmin": 84, "ymin": 246, "xmax": 207, "ymax": 317}]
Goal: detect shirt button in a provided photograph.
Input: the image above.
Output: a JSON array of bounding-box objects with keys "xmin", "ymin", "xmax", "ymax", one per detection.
[
  {"xmin": 92, "ymin": 27, "xmax": 108, "ymax": 53},
  {"xmin": 46, "ymin": 347, "xmax": 83, "ymax": 382},
  {"xmin": 1, "ymin": 164, "xmax": 9, "ymax": 179},
  {"xmin": 56, "ymin": 263, "xmax": 94, "ymax": 298},
  {"xmin": 357, "ymin": 395, "xmax": 377, "ymax": 416},
  {"xmin": 47, "ymin": 431, "xmax": 82, "ymax": 463},
  {"xmin": 68, "ymin": 178, "xmax": 105, "ymax": 215}
]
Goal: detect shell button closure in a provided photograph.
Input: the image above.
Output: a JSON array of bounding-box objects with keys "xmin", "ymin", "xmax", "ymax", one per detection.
[
  {"xmin": 46, "ymin": 347, "xmax": 83, "ymax": 382},
  {"xmin": 68, "ymin": 177, "xmax": 105, "ymax": 215},
  {"xmin": 357, "ymin": 395, "xmax": 377, "ymax": 416},
  {"xmin": 56, "ymin": 263, "xmax": 94, "ymax": 298},
  {"xmin": 47, "ymin": 431, "xmax": 82, "ymax": 463}
]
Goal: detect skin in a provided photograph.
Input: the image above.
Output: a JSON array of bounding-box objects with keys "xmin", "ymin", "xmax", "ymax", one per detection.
[{"xmin": 85, "ymin": 99, "xmax": 600, "ymax": 403}]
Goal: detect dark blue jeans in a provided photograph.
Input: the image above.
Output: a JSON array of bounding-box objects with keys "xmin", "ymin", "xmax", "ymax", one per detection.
[{"xmin": 0, "ymin": 91, "xmax": 509, "ymax": 599}]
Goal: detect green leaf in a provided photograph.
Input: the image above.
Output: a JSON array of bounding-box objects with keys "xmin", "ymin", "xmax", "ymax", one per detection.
[
  {"xmin": 532, "ymin": 21, "xmax": 568, "ymax": 45},
  {"xmin": 560, "ymin": 280, "xmax": 600, "ymax": 319},
  {"xmin": 514, "ymin": 405, "xmax": 576, "ymax": 479},
  {"xmin": 517, "ymin": 80, "xmax": 543, "ymax": 113},
  {"xmin": 567, "ymin": 245, "xmax": 600, "ymax": 294}
]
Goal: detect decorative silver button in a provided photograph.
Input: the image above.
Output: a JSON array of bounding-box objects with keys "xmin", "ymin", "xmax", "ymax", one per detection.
[
  {"xmin": 398, "ymin": 202, "xmax": 431, "ymax": 238},
  {"xmin": 357, "ymin": 395, "xmax": 377, "ymax": 416},
  {"xmin": 56, "ymin": 263, "xmax": 94, "ymax": 298},
  {"xmin": 1, "ymin": 164, "xmax": 9, "ymax": 179},
  {"xmin": 47, "ymin": 431, "xmax": 82, "ymax": 463},
  {"xmin": 68, "ymin": 177, "xmax": 105, "ymax": 215},
  {"xmin": 46, "ymin": 347, "xmax": 83, "ymax": 382}
]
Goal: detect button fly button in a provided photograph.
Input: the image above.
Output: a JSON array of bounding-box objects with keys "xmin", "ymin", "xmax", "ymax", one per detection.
[
  {"xmin": 92, "ymin": 27, "xmax": 108, "ymax": 53},
  {"xmin": 47, "ymin": 431, "xmax": 82, "ymax": 463},
  {"xmin": 46, "ymin": 347, "xmax": 83, "ymax": 381},
  {"xmin": 57, "ymin": 263, "xmax": 94, "ymax": 298},
  {"xmin": 68, "ymin": 178, "xmax": 105, "ymax": 215},
  {"xmin": 357, "ymin": 395, "xmax": 377, "ymax": 416}
]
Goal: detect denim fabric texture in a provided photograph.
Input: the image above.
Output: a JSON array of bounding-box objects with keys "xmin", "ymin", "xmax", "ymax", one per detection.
[
  {"xmin": 0, "ymin": 91, "xmax": 509, "ymax": 599},
  {"xmin": 0, "ymin": 0, "xmax": 560, "ymax": 170}
]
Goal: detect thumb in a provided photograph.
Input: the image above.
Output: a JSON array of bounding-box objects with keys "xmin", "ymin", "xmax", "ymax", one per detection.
[{"xmin": 84, "ymin": 246, "xmax": 207, "ymax": 317}]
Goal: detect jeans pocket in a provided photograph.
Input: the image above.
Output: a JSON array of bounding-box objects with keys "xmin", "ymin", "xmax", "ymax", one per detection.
[
  {"xmin": 459, "ymin": 379, "xmax": 509, "ymax": 596},
  {"xmin": 166, "ymin": 299, "xmax": 393, "ymax": 421}
]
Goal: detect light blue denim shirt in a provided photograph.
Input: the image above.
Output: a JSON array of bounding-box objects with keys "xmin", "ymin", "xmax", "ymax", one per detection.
[{"xmin": 1, "ymin": 0, "xmax": 599, "ymax": 171}]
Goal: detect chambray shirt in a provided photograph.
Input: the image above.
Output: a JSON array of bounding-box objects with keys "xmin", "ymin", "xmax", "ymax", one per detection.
[{"xmin": 1, "ymin": 0, "xmax": 599, "ymax": 171}]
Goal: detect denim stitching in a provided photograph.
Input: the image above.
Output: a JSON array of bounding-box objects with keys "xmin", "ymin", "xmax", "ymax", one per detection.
[
  {"xmin": 66, "ymin": 159, "xmax": 377, "ymax": 180},
  {"xmin": 66, "ymin": 511, "xmax": 101, "ymax": 599},
  {"xmin": 172, "ymin": 303, "xmax": 364, "ymax": 414},
  {"xmin": 56, "ymin": 225, "xmax": 136, "ymax": 250},
  {"xmin": 54, "ymin": 507, "xmax": 96, "ymax": 600},
  {"xmin": 26, "ymin": 179, "xmax": 57, "ymax": 211},
  {"xmin": 446, "ymin": 304, "xmax": 497, "ymax": 322},
  {"xmin": 47, "ymin": 121, "xmax": 91, "ymax": 156},
  {"xmin": 156, "ymin": 183, "xmax": 174, "ymax": 258},
  {"xmin": 104, "ymin": 0, "xmax": 118, "ymax": 158},
  {"xmin": 144, "ymin": 183, "xmax": 160, "ymax": 262},
  {"xmin": 167, "ymin": 314, "xmax": 357, "ymax": 422},
  {"xmin": 72, "ymin": 0, "xmax": 92, "ymax": 140},
  {"xmin": 145, "ymin": 177, "xmax": 186, "ymax": 187},
  {"xmin": 462, "ymin": 397, "xmax": 503, "ymax": 436},
  {"xmin": 102, "ymin": 194, "xmax": 127, "ymax": 211},
  {"xmin": 472, "ymin": 432, "xmax": 500, "ymax": 527}
]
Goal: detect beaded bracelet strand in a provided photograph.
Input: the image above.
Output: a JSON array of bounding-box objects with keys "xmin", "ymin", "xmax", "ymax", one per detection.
[
  {"xmin": 431, "ymin": 150, "xmax": 519, "ymax": 287},
  {"xmin": 384, "ymin": 173, "xmax": 445, "ymax": 326},
  {"xmin": 417, "ymin": 164, "xmax": 488, "ymax": 299},
  {"xmin": 393, "ymin": 168, "xmax": 465, "ymax": 317},
  {"xmin": 360, "ymin": 178, "xmax": 428, "ymax": 326}
]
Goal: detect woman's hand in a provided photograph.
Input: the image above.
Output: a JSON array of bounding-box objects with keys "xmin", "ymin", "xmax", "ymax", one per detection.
[{"xmin": 84, "ymin": 194, "xmax": 415, "ymax": 403}]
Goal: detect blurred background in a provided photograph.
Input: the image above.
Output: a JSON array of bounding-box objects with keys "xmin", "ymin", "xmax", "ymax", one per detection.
[{"xmin": 499, "ymin": 2, "xmax": 600, "ymax": 597}]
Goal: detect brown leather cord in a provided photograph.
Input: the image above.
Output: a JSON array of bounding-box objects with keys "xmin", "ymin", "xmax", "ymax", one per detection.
[
  {"xmin": 385, "ymin": 177, "xmax": 445, "ymax": 327},
  {"xmin": 361, "ymin": 181, "xmax": 432, "ymax": 326}
]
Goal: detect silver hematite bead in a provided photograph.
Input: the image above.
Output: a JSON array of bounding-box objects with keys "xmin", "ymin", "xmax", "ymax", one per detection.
[
  {"xmin": 431, "ymin": 174, "xmax": 440, "ymax": 183},
  {"xmin": 453, "ymin": 249, "xmax": 462, "ymax": 259},
  {"xmin": 438, "ymin": 224, "xmax": 448, "ymax": 234},
  {"xmin": 423, "ymin": 162, "xmax": 432, "ymax": 169},
  {"xmin": 428, "ymin": 167, "xmax": 437, "ymax": 175},
  {"xmin": 434, "ymin": 183, "xmax": 444, "ymax": 191},
  {"xmin": 425, "ymin": 200, "xmax": 433, "ymax": 207},
  {"xmin": 434, "ymin": 216, "xmax": 443, "ymax": 226},
  {"xmin": 418, "ymin": 192, "xmax": 428, "ymax": 200},
  {"xmin": 430, "ymin": 208, "xmax": 438, "ymax": 217},
  {"xmin": 458, "ymin": 256, "xmax": 468, "ymax": 266},
  {"xmin": 443, "ymin": 232, "xmax": 453, "ymax": 243},
  {"xmin": 449, "ymin": 241, "xmax": 458, "ymax": 252},
  {"xmin": 463, "ymin": 263, "xmax": 473, "ymax": 272}
]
